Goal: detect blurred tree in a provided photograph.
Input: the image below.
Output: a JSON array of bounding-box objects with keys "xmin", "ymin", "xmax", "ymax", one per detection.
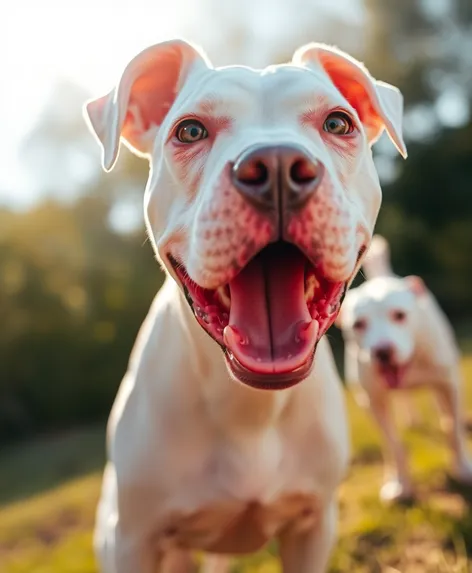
[
  {"xmin": 22, "ymin": 79, "xmax": 148, "ymax": 208},
  {"xmin": 0, "ymin": 82, "xmax": 163, "ymax": 442},
  {"xmin": 363, "ymin": 0, "xmax": 472, "ymax": 323},
  {"xmin": 0, "ymin": 196, "xmax": 163, "ymax": 442}
]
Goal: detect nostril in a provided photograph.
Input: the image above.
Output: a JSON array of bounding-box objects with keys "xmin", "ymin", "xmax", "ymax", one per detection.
[
  {"xmin": 289, "ymin": 159, "xmax": 318, "ymax": 186},
  {"xmin": 236, "ymin": 160, "xmax": 269, "ymax": 187},
  {"xmin": 374, "ymin": 347, "xmax": 393, "ymax": 364}
]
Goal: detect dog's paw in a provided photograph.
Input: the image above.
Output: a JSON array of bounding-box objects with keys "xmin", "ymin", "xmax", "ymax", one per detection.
[{"xmin": 379, "ymin": 480, "xmax": 415, "ymax": 504}]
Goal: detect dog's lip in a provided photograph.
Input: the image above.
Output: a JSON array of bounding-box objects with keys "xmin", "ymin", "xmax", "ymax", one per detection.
[{"xmin": 224, "ymin": 347, "xmax": 316, "ymax": 390}]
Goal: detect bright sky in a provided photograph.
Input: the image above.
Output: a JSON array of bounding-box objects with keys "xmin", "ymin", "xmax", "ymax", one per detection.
[
  {"xmin": 2, "ymin": 0, "xmax": 199, "ymax": 207},
  {"xmin": 2, "ymin": 0, "xmax": 368, "ymax": 209}
]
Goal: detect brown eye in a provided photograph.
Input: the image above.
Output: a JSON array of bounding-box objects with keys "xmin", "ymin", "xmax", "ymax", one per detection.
[
  {"xmin": 392, "ymin": 309, "xmax": 406, "ymax": 323},
  {"xmin": 176, "ymin": 119, "xmax": 208, "ymax": 143},
  {"xmin": 353, "ymin": 318, "xmax": 367, "ymax": 332},
  {"xmin": 323, "ymin": 112, "xmax": 354, "ymax": 135}
]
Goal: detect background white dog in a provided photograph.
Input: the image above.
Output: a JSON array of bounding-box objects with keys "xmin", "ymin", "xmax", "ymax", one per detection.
[
  {"xmin": 84, "ymin": 39, "xmax": 406, "ymax": 572},
  {"xmin": 337, "ymin": 235, "xmax": 472, "ymax": 503}
]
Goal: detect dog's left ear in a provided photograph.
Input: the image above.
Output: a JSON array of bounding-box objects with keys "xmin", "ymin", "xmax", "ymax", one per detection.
[
  {"xmin": 292, "ymin": 43, "xmax": 407, "ymax": 158},
  {"xmin": 405, "ymin": 275, "xmax": 427, "ymax": 297}
]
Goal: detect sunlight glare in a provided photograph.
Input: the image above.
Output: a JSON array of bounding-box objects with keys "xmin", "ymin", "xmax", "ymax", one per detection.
[{"xmin": 1, "ymin": 0, "xmax": 192, "ymax": 205}]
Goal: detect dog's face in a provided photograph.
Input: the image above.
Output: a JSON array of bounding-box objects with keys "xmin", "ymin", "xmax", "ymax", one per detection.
[
  {"xmin": 337, "ymin": 276, "xmax": 425, "ymax": 388},
  {"xmin": 84, "ymin": 40, "xmax": 406, "ymax": 391}
]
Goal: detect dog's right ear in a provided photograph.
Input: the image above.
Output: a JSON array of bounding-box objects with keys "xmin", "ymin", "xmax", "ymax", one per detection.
[
  {"xmin": 405, "ymin": 275, "xmax": 427, "ymax": 297},
  {"xmin": 335, "ymin": 290, "xmax": 356, "ymax": 329},
  {"xmin": 362, "ymin": 235, "xmax": 393, "ymax": 280},
  {"xmin": 83, "ymin": 39, "xmax": 211, "ymax": 172}
]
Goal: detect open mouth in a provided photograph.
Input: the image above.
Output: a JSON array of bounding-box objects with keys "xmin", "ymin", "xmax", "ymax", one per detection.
[
  {"xmin": 169, "ymin": 241, "xmax": 346, "ymax": 390},
  {"xmin": 377, "ymin": 364, "xmax": 407, "ymax": 389}
]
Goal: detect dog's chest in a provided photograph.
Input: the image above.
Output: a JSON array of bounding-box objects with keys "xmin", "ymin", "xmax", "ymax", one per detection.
[
  {"xmin": 157, "ymin": 428, "xmax": 320, "ymax": 553},
  {"xmin": 157, "ymin": 492, "xmax": 320, "ymax": 554}
]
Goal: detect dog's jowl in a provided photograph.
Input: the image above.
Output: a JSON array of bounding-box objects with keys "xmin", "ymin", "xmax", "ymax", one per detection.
[{"xmin": 84, "ymin": 40, "xmax": 406, "ymax": 573}]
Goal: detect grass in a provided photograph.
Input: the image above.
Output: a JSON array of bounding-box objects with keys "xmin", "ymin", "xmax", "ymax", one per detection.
[{"xmin": 2, "ymin": 360, "xmax": 472, "ymax": 572}]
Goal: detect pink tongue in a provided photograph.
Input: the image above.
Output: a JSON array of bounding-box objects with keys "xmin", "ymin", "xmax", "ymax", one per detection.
[
  {"xmin": 382, "ymin": 367, "xmax": 401, "ymax": 389},
  {"xmin": 224, "ymin": 243, "xmax": 318, "ymax": 374}
]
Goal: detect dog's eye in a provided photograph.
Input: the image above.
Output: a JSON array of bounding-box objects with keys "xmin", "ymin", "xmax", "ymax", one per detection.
[
  {"xmin": 323, "ymin": 112, "xmax": 354, "ymax": 136},
  {"xmin": 391, "ymin": 310, "xmax": 406, "ymax": 323},
  {"xmin": 353, "ymin": 318, "xmax": 367, "ymax": 332},
  {"xmin": 175, "ymin": 119, "xmax": 208, "ymax": 143}
]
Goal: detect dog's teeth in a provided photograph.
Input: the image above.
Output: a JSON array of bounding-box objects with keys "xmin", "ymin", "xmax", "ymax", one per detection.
[
  {"xmin": 328, "ymin": 303, "xmax": 338, "ymax": 314},
  {"xmin": 194, "ymin": 307, "xmax": 209, "ymax": 322},
  {"xmin": 217, "ymin": 286, "xmax": 231, "ymax": 310},
  {"xmin": 304, "ymin": 275, "xmax": 318, "ymax": 302}
]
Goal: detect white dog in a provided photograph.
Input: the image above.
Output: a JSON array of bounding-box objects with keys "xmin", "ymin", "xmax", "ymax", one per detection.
[
  {"xmin": 84, "ymin": 39, "xmax": 406, "ymax": 572},
  {"xmin": 337, "ymin": 235, "xmax": 472, "ymax": 503}
]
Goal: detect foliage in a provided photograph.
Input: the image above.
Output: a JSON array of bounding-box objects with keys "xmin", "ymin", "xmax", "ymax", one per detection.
[
  {"xmin": 0, "ymin": 196, "xmax": 164, "ymax": 441},
  {"xmin": 364, "ymin": 0, "xmax": 472, "ymax": 321}
]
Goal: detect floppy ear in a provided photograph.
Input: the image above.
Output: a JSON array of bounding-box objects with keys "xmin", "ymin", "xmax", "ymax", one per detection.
[
  {"xmin": 405, "ymin": 275, "xmax": 427, "ymax": 297},
  {"xmin": 292, "ymin": 43, "xmax": 407, "ymax": 158},
  {"xmin": 83, "ymin": 39, "xmax": 211, "ymax": 171}
]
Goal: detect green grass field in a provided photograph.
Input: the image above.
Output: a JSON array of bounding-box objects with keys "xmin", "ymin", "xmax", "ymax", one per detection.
[{"xmin": 2, "ymin": 358, "xmax": 472, "ymax": 572}]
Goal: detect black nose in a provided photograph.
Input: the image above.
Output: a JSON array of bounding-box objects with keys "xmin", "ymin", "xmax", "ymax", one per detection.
[
  {"xmin": 373, "ymin": 345, "xmax": 395, "ymax": 365},
  {"xmin": 231, "ymin": 144, "xmax": 323, "ymax": 212}
]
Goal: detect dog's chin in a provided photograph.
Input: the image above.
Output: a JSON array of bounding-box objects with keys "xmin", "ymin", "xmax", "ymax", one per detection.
[{"xmin": 169, "ymin": 241, "xmax": 347, "ymax": 391}]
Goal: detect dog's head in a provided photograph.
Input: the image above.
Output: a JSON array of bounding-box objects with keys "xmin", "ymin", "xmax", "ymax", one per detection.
[
  {"xmin": 84, "ymin": 39, "xmax": 406, "ymax": 391},
  {"xmin": 337, "ymin": 275, "xmax": 427, "ymax": 388}
]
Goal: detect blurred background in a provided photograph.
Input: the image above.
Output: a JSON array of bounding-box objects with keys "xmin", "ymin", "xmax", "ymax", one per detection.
[
  {"xmin": 3, "ymin": 0, "xmax": 472, "ymax": 445},
  {"xmin": 2, "ymin": 0, "xmax": 472, "ymax": 570}
]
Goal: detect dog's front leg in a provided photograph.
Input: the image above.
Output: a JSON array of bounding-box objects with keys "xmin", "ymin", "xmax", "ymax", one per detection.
[
  {"xmin": 94, "ymin": 471, "xmax": 165, "ymax": 573},
  {"xmin": 96, "ymin": 491, "xmax": 193, "ymax": 573},
  {"xmin": 435, "ymin": 380, "xmax": 472, "ymax": 483},
  {"xmin": 369, "ymin": 395, "xmax": 414, "ymax": 502},
  {"xmin": 95, "ymin": 524, "xmax": 162, "ymax": 573},
  {"xmin": 278, "ymin": 501, "xmax": 337, "ymax": 573},
  {"xmin": 394, "ymin": 393, "xmax": 421, "ymax": 429},
  {"xmin": 116, "ymin": 534, "xmax": 163, "ymax": 573}
]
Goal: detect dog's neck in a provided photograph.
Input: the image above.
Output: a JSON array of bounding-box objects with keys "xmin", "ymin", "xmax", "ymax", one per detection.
[{"xmin": 170, "ymin": 278, "xmax": 295, "ymax": 434}]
